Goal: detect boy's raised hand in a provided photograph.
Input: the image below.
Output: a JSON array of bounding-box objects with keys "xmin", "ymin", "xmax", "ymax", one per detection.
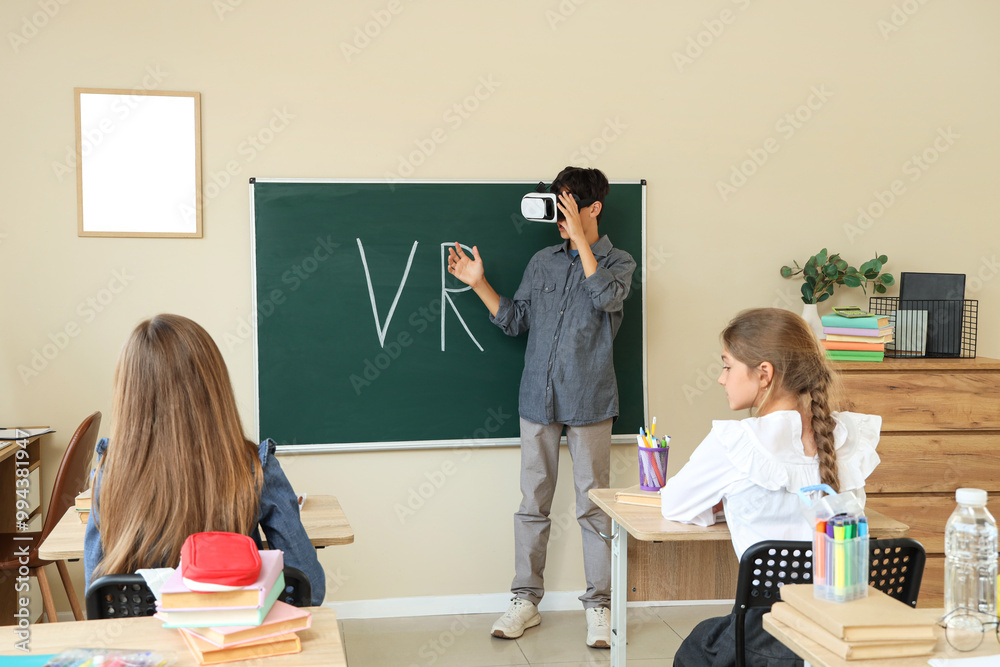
[
  {"xmin": 557, "ymin": 191, "xmax": 584, "ymax": 242},
  {"xmin": 447, "ymin": 242, "xmax": 484, "ymax": 287}
]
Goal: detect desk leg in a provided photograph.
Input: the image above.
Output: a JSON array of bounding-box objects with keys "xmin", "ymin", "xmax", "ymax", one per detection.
[{"xmin": 610, "ymin": 518, "xmax": 627, "ymax": 667}]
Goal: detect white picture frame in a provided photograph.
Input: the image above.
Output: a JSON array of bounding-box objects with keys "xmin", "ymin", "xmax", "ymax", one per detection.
[{"xmin": 75, "ymin": 88, "xmax": 202, "ymax": 238}]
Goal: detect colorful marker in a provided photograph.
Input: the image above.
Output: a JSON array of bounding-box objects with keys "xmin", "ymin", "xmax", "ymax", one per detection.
[
  {"xmin": 833, "ymin": 517, "xmax": 846, "ymax": 594},
  {"xmin": 815, "ymin": 520, "xmax": 827, "ymax": 583}
]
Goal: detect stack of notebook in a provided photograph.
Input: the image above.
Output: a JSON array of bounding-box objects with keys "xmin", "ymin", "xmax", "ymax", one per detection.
[
  {"xmin": 155, "ymin": 549, "xmax": 312, "ymax": 665},
  {"xmin": 74, "ymin": 487, "xmax": 92, "ymax": 523},
  {"xmin": 820, "ymin": 313, "xmax": 893, "ymax": 362},
  {"xmin": 769, "ymin": 584, "xmax": 936, "ymax": 661}
]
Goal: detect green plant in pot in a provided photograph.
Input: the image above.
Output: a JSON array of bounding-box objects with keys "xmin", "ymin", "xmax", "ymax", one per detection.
[
  {"xmin": 780, "ymin": 249, "xmax": 895, "ymax": 304},
  {"xmin": 780, "ymin": 249, "xmax": 894, "ymax": 338}
]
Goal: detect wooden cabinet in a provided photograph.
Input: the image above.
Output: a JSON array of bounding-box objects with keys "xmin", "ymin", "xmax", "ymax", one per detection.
[
  {"xmin": 0, "ymin": 434, "xmax": 46, "ymax": 624},
  {"xmin": 837, "ymin": 357, "xmax": 1000, "ymax": 608},
  {"xmin": 0, "ymin": 435, "xmax": 43, "ymax": 531}
]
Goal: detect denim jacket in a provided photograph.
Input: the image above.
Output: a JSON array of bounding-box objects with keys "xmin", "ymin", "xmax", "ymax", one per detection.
[{"xmin": 84, "ymin": 438, "xmax": 325, "ymax": 605}]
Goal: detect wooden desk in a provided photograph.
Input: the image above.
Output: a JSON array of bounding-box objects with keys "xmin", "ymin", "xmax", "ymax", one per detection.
[
  {"xmin": 764, "ymin": 610, "xmax": 1000, "ymax": 666},
  {"xmin": 38, "ymin": 494, "xmax": 355, "ymax": 561},
  {"xmin": 590, "ymin": 488, "xmax": 910, "ymax": 667},
  {"xmin": 0, "ymin": 606, "xmax": 345, "ymax": 665}
]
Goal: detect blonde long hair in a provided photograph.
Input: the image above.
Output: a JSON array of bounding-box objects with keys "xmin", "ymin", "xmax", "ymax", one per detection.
[
  {"xmin": 93, "ymin": 314, "xmax": 263, "ymax": 578},
  {"xmin": 722, "ymin": 308, "xmax": 843, "ymax": 491}
]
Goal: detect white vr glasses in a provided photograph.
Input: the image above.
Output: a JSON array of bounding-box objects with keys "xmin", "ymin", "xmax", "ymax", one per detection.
[{"xmin": 520, "ymin": 182, "xmax": 597, "ymax": 223}]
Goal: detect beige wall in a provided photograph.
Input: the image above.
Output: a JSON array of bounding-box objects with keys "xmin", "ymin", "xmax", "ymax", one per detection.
[{"xmin": 3, "ymin": 1, "xmax": 998, "ymax": 611}]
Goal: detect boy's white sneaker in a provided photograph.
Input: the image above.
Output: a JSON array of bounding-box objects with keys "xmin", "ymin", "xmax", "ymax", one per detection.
[
  {"xmin": 491, "ymin": 598, "xmax": 541, "ymax": 639},
  {"xmin": 586, "ymin": 606, "xmax": 611, "ymax": 648}
]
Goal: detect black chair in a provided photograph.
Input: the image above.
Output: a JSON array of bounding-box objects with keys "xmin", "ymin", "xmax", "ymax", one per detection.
[
  {"xmin": 86, "ymin": 565, "xmax": 313, "ymax": 619},
  {"xmin": 86, "ymin": 573, "xmax": 157, "ymax": 619},
  {"xmin": 734, "ymin": 540, "xmax": 813, "ymax": 667},
  {"xmin": 868, "ymin": 537, "xmax": 926, "ymax": 608},
  {"xmin": 277, "ymin": 565, "xmax": 311, "ymax": 607}
]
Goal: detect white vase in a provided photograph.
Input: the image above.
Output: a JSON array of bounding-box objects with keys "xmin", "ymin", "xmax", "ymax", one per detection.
[{"xmin": 801, "ymin": 303, "xmax": 824, "ymax": 340}]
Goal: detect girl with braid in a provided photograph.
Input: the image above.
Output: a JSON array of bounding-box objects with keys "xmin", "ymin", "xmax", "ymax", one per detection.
[{"xmin": 662, "ymin": 308, "xmax": 882, "ymax": 667}]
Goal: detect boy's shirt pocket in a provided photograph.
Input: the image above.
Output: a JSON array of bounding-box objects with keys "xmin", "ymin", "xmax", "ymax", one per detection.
[{"xmin": 532, "ymin": 282, "xmax": 559, "ymax": 303}]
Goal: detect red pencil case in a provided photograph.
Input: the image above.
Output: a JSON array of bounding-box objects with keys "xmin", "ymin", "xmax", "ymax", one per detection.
[{"xmin": 180, "ymin": 532, "xmax": 262, "ymax": 590}]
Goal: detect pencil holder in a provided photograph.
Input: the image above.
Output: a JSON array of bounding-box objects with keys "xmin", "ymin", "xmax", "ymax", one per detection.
[
  {"xmin": 798, "ymin": 484, "xmax": 870, "ymax": 603},
  {"xmin": 638, "ymin": 444, "xmax": 669, "ymax": 491},
  {"xmin": 813, "ymin": 531, "xmax": 869, "ymax": 603}
]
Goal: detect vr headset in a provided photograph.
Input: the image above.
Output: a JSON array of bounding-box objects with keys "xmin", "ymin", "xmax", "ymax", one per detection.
[{"xmin": 520, "ymin": 182, "xmax": 597, "ymax": 223}]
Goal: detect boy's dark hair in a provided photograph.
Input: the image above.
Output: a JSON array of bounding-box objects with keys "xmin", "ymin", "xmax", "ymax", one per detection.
[{"xmin": 550, "ymin": 166, "xmax": 610, "ymax": 223}]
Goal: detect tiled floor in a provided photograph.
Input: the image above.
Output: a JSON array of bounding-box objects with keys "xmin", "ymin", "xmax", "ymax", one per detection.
[{"xmin": 339, "ymin": 602, "xmax": 732, "ymax": 666}]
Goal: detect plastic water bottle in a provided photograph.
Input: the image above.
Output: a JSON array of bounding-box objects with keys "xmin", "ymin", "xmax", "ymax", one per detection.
[{"xmin": 944, "ymin": 488, "xmax": 998, "ymax": 621}]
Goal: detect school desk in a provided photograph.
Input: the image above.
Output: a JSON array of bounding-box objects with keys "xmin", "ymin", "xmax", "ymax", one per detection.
[
  {"xmin": 0, "ymin": 605, "xmax": 346, "ymax": 665},
  {"xmin": 37, "ymin": 494, "xmax": 354, "ymax": 561},
  {"xmin": 763, "ymin": 609, "xmax": 1000, "ymax": 666},
  {"xmin": 589, "ymin": 488, "xmax": 910, "ymax": 667}
]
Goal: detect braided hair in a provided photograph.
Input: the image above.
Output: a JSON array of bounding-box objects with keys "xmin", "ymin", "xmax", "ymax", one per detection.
[{"xmin": 722, "ymin": 308, "xmax": 842, "ymax": 491}]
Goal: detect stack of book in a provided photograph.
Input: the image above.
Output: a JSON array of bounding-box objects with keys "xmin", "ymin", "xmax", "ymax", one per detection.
[
  {"xmin": 820, "ymin": 313, "xmax": 893, "ymax": 362},
  {"xmin": 155, "ymin": 549, "xmax": 312, "ymax": 665},
  {"xmin": 769, "ymin": 584, "xmax": 937, "ymax": 661},
  {"xmin": 614, "ymin": 484, "xmax": 661, "ymax": 508},
  {"xmin": 74, "ymin": 487, "xmax": 91, "ymax": 523}
]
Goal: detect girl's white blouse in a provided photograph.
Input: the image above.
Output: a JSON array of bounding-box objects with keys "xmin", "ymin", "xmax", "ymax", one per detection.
[{"xmin": 659, "ymin": 410, "xmax": 881, "ymax": 560}]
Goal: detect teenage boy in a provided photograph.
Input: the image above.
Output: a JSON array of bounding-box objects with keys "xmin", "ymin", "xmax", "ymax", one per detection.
[{"xmin": 447, "ymin": 167, "xmax": 636, "ymax": 648}]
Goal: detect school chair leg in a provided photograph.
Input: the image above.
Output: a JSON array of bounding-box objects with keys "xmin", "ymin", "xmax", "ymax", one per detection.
[
  {"xmin": 34, "ymin": 565, "xmax": 58, "ymax": 623},
  {"xmin": 56, "ymin": 560, "xmax": 83, "ymax": 620}
]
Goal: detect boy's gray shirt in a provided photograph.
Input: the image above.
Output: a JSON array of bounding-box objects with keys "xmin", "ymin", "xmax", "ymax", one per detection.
[{"xmin": 490, "ymin": 234, "xmax": 636, "ymax": 426}]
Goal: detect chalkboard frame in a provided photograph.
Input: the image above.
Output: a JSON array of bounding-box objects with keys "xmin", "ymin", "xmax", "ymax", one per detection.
[{"xmin": 250, "ymin": 178, "xmax": 646, "ymax": 453}]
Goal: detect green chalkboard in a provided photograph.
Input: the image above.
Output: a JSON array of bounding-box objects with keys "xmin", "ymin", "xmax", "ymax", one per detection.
[{"xmin": 251, "ymin": 179, "xmax": 645, "ymax": 451}]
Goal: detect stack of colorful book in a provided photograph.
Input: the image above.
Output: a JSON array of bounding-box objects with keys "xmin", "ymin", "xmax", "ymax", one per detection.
[
  {"xmin": 155, "ymin": 548, "xmax": 312, "ymax": 665},
  {"xmin": 820, "ymin": 313, "xmax": 893, "ymax": 362},
  {"xmin": 769, "ymin": 584, "xmax": 937, "ymax": 661}
]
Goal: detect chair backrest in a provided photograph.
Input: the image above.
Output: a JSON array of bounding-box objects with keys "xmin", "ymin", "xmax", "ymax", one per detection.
[
  {"xmin": 279, "ymin": 565, "xmax": 312, "ymax": 607},
  {"xmin": 734, "ymin": 540, "xmax": 813, "ymax": 667},
  {"xmin": 86, "ymin": 574, "xmax": 156, "ymax": 619},
  {"xmin": 869, "ymin": 537, "xmax": 926, "ymax": 608},
  {"xmin": 40, "ymin": 411, "xmax": 101, "ymax": 541},
  {"xmin": 86, "ymin": 565, "xmax": 312, "ymax": 619}
]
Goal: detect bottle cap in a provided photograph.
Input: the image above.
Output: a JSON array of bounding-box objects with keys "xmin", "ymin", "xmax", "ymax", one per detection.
[{"xmin": 956, "ymin": 488, "xmax": 988, "ymax": 506}]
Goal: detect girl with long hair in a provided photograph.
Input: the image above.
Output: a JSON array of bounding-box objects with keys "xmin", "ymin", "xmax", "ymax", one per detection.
[
  {"xmin": 84, "ymin": 314, "xmax": 324, "ymax": 605},
  {"xmin": 662, "ymin": 308, "xmax": 881, "ymax": 666}
]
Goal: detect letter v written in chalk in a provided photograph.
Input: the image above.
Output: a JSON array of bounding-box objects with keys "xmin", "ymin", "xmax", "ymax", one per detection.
[{"xmin": 357, "ymin": 239, "xmax": 419, "ymax": 348}]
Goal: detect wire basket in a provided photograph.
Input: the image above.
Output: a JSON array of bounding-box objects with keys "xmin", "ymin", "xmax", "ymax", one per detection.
[{"xmin": 868, "ymin": 297, "xmax": 977, "ymax": 358}]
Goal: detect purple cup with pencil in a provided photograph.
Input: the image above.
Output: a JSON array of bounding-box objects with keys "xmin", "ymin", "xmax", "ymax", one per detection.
[{"xmin": 638, "ymin": 419, "xmax": 670, "ymax": 491}]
